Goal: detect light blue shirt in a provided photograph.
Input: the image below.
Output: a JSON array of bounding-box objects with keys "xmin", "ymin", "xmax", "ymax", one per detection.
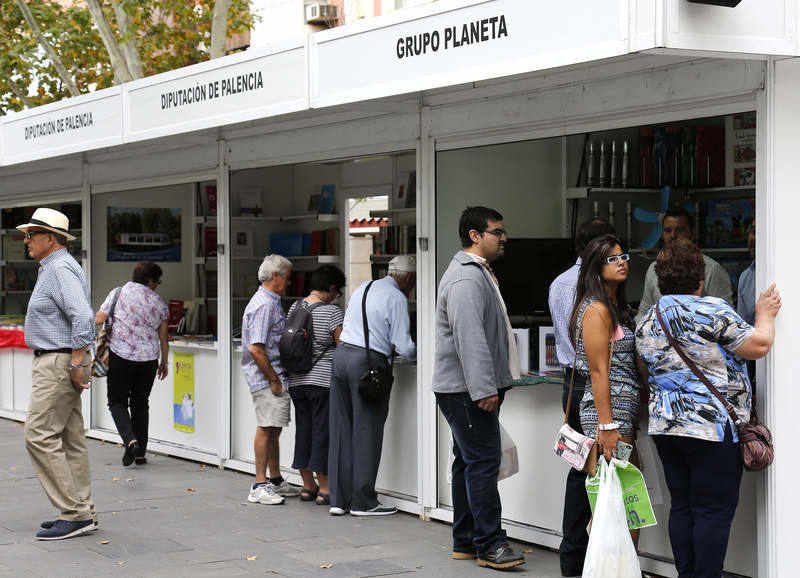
[
  {"xmin": 548, "ymin": 258, "xmax": 580, "ymax": 367},
  {"xmin": 241, "ymin": 287, "xmax": 287, "ymax": 393},
  {"xmin": 737, "ymin": 261, "xmax": 756, "ymax": 326},
  {"xmin": 25, "ymin": 248, "xmax": 94, "ymax": 351},
  {"xmin": 340, "ymin": 276, "xmax": 416, "ymax": 360}
]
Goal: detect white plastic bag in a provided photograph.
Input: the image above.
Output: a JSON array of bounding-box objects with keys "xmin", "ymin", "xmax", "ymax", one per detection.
[
  {"xmin": 498, "ymin": 423, "xmax": 519, "ymax": 481},
  {"xmin": 583, "ymin": 458, "xmax": 642, "ymax": 578}
]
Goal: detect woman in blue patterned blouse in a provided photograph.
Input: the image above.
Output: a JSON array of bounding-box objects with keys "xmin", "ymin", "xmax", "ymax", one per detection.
[{"xmin": 635, "ymin": 239, "xmax": 780, "ymax": 578}]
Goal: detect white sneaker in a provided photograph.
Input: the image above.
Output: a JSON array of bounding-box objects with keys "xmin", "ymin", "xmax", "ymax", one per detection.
[
  {"xmin": 247, "ymin": 483, "xmax": 285, "ymax": 505},
  {"xmin": 269, "ymin": 480, "xmax": 302, "ymax": 497},
  {"xmin": 329, "ymin": 506, "xmax": 349, "ymax": 516}
]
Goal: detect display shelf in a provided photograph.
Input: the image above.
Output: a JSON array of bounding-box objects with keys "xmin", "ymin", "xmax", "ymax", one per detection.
[
  {"xmin": 232, "ymin": 214, "xmax": 338, "ymax": 223},
  {"xmin": 369, "ymin": 208, "xmax": 415, "ymax": 218},
  {"xmin": 566, "ymin": 185, "xmax": 755, "ymax": 199}
]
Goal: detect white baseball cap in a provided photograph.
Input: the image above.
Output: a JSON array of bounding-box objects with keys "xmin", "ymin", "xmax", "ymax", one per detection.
[
  {"xmin": 388, "ymin": 255, "xmax": 416, "ymax": 273},
  {"xmin": 17, "ymin": 208, "xmax": 76, "ymax": 241}
]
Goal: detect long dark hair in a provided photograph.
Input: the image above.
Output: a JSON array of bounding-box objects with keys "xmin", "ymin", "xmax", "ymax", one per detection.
[{"xmin": 568, "ymin": 234, "xmax": 632, "ymax": 341}]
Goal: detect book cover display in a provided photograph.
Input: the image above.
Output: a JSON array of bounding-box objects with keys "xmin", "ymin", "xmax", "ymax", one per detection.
[
  {"xmin": 107, "ymin": 207, "xmax": 182, "ymax": 262},
  {"xmin": 702, "ymin": 198, "xmax": 754, "ymax": 248},
  {"xmin": 730, "ymin": 112, "xmax": 756, "ymax": 187}
]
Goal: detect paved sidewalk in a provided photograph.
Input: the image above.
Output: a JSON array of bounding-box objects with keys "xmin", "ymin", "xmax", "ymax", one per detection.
[{"xmin": 0, "ymin": 418, "xmax": 561, "ymax": 577}]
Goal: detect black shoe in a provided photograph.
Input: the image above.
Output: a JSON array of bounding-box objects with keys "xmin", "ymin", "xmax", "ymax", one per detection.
[
  {"xmin": 561, "ymin": 568, "xmax": 582, "ymax": 577},
  {"xmin": 42, "ymin": 518, "xmax": 98, "ymax": 530},
  {"xmin": 36, "ymin": 519, "xmax": 96, "ymax": 540},
  {"xmin": 123, "ymin": 441, "xmax": 139, "ymax": 466},
  {"xmin": 135, "ymin": 457, "xmax": 147, "ymax": 465},
  {"xmin": 478, "ymin": 544, "xmax": 526, "ymax": 570}
]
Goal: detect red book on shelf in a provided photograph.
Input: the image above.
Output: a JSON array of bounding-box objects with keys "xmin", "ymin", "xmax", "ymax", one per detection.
[
  {"xmin": 204, "ymin": 227, "xmax": 217, "ymax": 257},
  {"xmin": 206, "ymin": 185, "xmax": 217, "ymax": 217},
  {"xmin": 167, "ymin": 300, "xmax": 184, "ymax": 333},
  {"xmin": 695, "ymin": 126, "xmax": 725, "ymax": 187},
  {"xmin": 308, "ymin": 230, "xmax": 322, "ymax": 256}
]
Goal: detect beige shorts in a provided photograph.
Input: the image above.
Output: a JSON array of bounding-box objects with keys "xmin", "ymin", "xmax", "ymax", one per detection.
[{"xmin": 251, "ymin": 387, "xmax": 291, "ymax": 428}]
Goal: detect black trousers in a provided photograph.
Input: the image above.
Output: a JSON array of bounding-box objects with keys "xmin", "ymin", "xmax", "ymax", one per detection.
[
  {"xmin": 328, "ymin": 344, "xmax": 391, "ymax": 512},
  {"xmin": 107, "ymin": 350, "xmax": 158, "ymax": 456},
  {"xmin": 560, "ymin": 369, "xmax": 592, "ymax": 574},
  {"xmin": 289, "ymin": 385, "xmax": 330, "ymax": 474}
]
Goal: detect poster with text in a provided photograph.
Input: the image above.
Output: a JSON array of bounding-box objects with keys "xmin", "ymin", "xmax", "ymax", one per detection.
[
  {"xmin": 107, "ymin": 207, "xmax": 182, "ymax": 262},
  {"xmin": 173, "ymin": 352, "xmax": 195, "ymax": 433}
]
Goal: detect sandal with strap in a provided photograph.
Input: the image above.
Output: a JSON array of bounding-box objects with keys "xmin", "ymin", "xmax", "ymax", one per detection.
[
  {"xmin": 300, "ymin": 487, "xmax": 319, "ymax": 501},
  {"xmin": 315, "ymin": 492, "xmax": 330, "ymax": 506}
]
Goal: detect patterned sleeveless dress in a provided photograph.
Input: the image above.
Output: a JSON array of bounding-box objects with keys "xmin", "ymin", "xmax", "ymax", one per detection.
[{"xmin": 574, "ymin": 298, "xmax": 640, "ymax": 438}]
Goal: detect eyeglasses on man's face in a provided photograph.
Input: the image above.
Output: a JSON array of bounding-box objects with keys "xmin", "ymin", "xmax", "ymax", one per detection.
[
  {"xmin": 603, "ymin": 254, "xmax": 630, "ymax": 265},
  {"xmin": 23, "ymin": 230, "xmax": 50, "ymax": 240},
  {"xmin": 482, "ymin": 228, "xmax": 507, "ymax": 238}
]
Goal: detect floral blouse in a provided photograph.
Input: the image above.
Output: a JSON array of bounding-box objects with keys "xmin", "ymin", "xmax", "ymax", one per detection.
[{"xmin": 100, "ymin": 281, "xmax": 168, "ymax": 362}]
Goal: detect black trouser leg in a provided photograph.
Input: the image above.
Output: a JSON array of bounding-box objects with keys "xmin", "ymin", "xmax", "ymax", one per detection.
[
  {"xmin": 130, "ymin": 360, "xmax": 157, "ymax": 455},
  {"xmin": 559, "ymin": 370, "xmax": 591, "ymax": 574},
  {"xmin": 106, "ymin": 351, "xmax": 157, "ymax": 453}
]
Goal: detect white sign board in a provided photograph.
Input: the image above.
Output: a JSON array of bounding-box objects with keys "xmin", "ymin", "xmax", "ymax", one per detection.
[
  {"xmin": 1, "ymin": 88, "xmax": 122, "ymax": 166},
  {"xmin": 311, "ymin": 0, "xmax": 633, "ymax": 108},
  {"xmin": 126, "ymin": 40, "xmax": 307, "ymax": 142}
]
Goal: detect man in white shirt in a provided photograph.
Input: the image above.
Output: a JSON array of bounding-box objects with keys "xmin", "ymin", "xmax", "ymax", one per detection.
[{"xmin": 328, "ymin": 256, "xmax": 416, "ymax": 517}]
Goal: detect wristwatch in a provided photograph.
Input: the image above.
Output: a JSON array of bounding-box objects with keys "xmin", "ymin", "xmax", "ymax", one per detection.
[
  {"xmin": 598, "ymin": 422, "xmax": 620, "ymax": 431},
  {"xmin": 69, "ymin": 363, "xmax": 82, "ymax": 371}
]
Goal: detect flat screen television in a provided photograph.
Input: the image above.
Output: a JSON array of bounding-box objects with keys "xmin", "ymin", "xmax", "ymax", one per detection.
[{"xmin": 491, "ymin": 238, "xmax": 576, "ymax": 317}]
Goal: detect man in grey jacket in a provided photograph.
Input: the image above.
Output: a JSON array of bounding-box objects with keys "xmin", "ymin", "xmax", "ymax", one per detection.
[{"xmin": 432, "ymin": 206, "xmax": 525, "ymax": 570}]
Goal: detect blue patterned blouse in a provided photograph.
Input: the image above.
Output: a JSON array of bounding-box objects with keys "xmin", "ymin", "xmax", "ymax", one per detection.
[{"xmin": 635, "ymin": 295, "xmax": 755, "ymax": 443}]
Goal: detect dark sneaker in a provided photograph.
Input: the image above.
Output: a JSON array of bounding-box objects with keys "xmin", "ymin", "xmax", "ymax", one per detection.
[
  {"xmin": 123, "ymin": 441, "xmax": 140, "ymax": 467},
  {"xmin": 36, "ymin": 519, "xmax": 96, "ymax": 540},
  {"xmin": 478, "ymin": 544, "xmax": 526, "ymax": 569},
  {"xmin": 350, "ymin": 504, "xmax": 397, "ymax": 517},
  {"xmin": 41, "ymin": 519, "xmax": 98, "ymax": 530},
  {"xmin": 135, "ymin": 457, "xmax": 147, "ymax": 465}
]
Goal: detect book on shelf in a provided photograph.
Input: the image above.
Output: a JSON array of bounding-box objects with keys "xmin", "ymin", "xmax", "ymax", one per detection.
[
  {"xmin": 232, "ymin": 229, "xmax": 254, "ymax": 258},
  {"xmin": 308, "ymin": 230, "xmax": 322, "ymax": 256},
  {"xmin": 167, "ymin": 300, "xmax": 185, "ymax": 333},
  {"xmin": 317, "ymin": 184, "xmax": 335, "ymax": 215},
  {"xmin": 375, "ymin": 225, "xmax": 416, "ymax": 255},
  {"xmin": 269, "ymin": 233, "xmax": 304, "ymax": 257},
  {"xmin": 206, "ymin": 185, "xmax": 218, "ymax": 217},
  {"xmin": 324, "ymin": 227, "xmax": 338, "ymax": 256},
  {"xmin": 206, "ymin": 270, "xmax": 218, "ymax": 299},
  {"xmin": 204, "ymin": 227, "xmax": 217, "ymax": 257},
  {"xmin": 239, "ymin": 188, "xmax": 262, "ymax": 217}
]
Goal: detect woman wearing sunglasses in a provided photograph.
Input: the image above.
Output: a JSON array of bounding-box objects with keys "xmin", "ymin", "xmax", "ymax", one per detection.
[
  {"xmin": 95, "ymin": 262, "xmax": 169, "ymax": 466},
  {"xmin": 568, "ymin": 234, "xmax": 642, "ymax": 544}
]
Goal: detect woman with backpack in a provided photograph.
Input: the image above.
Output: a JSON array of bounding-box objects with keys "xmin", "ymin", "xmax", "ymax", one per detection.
[{"xmin": 284, "ymin": 265, "xmax": 346, "ymax": 506}]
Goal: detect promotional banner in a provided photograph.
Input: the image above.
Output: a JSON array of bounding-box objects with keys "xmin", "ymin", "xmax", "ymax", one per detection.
[{"xmin": 173, "ymin": 352, "xmax": 195, "ymax": 433}]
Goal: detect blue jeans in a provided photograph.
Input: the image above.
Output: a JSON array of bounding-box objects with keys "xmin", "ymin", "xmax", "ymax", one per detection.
[
  {"xmin": 653, "ymin": 423, "xmax": 743, "ymax": 578},
  {"xmin": 436, "ymin": 390, "xmax": 507, "ymax": 555}
]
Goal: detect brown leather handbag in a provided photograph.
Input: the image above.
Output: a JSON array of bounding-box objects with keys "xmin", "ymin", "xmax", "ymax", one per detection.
[{"xmin": 655, "ymin": 304, "xmax": 774, "ymax": 471}]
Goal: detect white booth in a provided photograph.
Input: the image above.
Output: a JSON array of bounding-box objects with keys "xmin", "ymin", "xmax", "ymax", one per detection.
[{"xmin": 2, "ymin": 1, "xmax": 800, "ymax": 575}]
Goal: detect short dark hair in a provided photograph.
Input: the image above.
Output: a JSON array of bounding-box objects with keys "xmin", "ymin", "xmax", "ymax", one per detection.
[
  {"xmin": 308, "ymin": 264, "xmax": 346, "ymax": 293},
  {"xmin": 132, "ymin": 262, "xmax": 163, "ymax": 285},
  {"xmin": 663, "ymin": 207, "xmax": 694, "ymax": 230},
  {"xmin": 459, "ymin": 206, "xmax": 504, "ymax": 248},
  {"xmin": 655, "ymin": 239, "xmax": 705, "ymax": 295},
  {"xmin": 575, "ymin": 219, "xmax": 615, "ymax": 255}
]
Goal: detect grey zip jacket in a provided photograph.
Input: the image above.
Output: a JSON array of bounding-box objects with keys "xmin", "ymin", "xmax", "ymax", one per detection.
[{"xmin": 432, "ymin": 251, "xmax": 514, "ymax": 401}]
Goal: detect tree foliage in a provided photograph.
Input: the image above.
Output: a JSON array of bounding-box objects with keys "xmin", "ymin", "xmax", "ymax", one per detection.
[{"xmin": 0, "ymin": 0, "xmax": 255, "ymax": 115}]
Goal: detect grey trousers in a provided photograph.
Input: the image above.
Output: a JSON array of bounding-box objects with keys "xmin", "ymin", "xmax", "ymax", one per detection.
[{"xmin": 328, "ymin": 343, "xmax": 391, "ymax": 512}]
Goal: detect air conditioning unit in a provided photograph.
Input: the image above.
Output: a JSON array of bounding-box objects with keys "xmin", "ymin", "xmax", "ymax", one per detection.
[{"xmin": 305, "ymin": 3, "xmax": 338, "ymax": 24}]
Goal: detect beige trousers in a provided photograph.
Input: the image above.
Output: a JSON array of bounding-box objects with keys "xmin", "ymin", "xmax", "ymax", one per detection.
[{"xmin": 24, "ymin": 353, "xmax": 95, "ymax": 522}]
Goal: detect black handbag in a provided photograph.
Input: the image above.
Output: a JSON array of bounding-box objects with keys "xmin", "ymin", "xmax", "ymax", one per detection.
[{"xmin": 358, "ymin": 281, "xmax": 394, "ymax": 403}]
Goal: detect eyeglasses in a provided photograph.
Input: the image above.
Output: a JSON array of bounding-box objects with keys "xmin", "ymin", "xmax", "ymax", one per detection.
[
  {"xmin": 483, "ymin": 228, "xmax": 507, "ymax": 238},
  {"xmin": 603, "ymin": 254, "xmax": 630, "ymax": 265},
  {"xmin": 23, "ymin": 230, "xmax": 50, "ymax": 240}
]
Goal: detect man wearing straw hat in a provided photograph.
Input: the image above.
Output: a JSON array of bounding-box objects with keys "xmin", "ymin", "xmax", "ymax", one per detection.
[{"xmin": 18, "ymin": 208, "xmax": 97, "ymax": 540}]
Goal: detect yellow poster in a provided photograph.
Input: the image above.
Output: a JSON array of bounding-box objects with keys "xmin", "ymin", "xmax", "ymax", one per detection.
[{"xmin": 173, "ymin": 352, "xmax": 195, "ymax": 433}]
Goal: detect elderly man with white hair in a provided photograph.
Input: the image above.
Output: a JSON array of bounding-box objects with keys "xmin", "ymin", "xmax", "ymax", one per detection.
[
  {"xmin": 328, "ymin": 255, "xmax": 417, "ymax": 517},
  {"xmin": 241, "ymin": 254, "xmax": 301, "ymax": 505}
]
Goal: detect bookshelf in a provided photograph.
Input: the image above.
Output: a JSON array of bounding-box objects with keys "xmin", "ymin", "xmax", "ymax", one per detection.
[{"xmin": 192, "ymin": 181, "xmax": 218, "ymax": 335}]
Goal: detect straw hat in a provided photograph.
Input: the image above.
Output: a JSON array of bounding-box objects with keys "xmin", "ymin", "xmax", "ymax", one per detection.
[{"xmin": 17, "ymin": 208, "xmax": 76, "ymax": 241}]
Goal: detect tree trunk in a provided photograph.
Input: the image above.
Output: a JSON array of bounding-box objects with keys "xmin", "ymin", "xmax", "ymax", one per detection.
[
  {"xmin": 110, "ymin": 0, "xmax": 143, "ymax": 79},
  {"xmin": 15, "ymin": 0, "xmax": 81, "ymax": 97},
  {"xmin": 209, "ymin": 0, "xmax": 233, "ymax": 59},
  {"xmin": 8, "ymin": 81, "xmax": 34, "ymax": 109},
  {"xmin": 84, "ymin": 0, "xmax": 133, "ymax": 84}
]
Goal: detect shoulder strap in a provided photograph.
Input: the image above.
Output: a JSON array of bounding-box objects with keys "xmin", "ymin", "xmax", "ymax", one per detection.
[
  {"xmin": 306, "ymin": 301, "xmax": 332, "ymax": 371},
  {"xmin": 655, "ymin": 303, "xmax": 741, "ymax": 425},
  {"xmin": 362, "ymin": 281, "xmax": 375, "ymax": 366},
  {"xmin": 563, "ymin": 311, "xmax": 616, "ymax": 424},
  {"xmin": 106, "ymin": 286, "xmax": 122, "ymax": 328}
]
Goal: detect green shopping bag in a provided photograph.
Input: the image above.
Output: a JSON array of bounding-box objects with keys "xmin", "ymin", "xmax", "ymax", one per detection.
[{"xmin": 586, "ymin": 458, "xmax": 657, "ymax": 530}]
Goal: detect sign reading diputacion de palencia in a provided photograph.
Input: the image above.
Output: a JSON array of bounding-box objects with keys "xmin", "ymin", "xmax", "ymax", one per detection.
[{"xmin": 160, "ymin": 71, "xmax": 264, "ymax": 111}]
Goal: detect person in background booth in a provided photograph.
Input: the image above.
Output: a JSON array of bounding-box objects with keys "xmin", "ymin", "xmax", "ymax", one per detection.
[
  {"xmin": 433, "ymin": 206, "xmax": 525, "ymax": 570},
  {"xmin": 635, "ymin": 207, "xmax": 732, "ymax": 323},
  {"xmin": 570, "ymin": 234, "xmax": 642, "ymax": 548},
  {"xmin": 737, "ymin": 222, "xmax": 757, "ymax": 326},
  {"xmin": 242, "ymin": 255, "xmax": 301, "ymax": 506},
  {"xmin": 328, "ymin": 255, "xmax": 416, "ymax": 517},
  {"xmin": 548, "ymin": 218, "xmax": 615, "ymax": 577},
  {"xmin": 96, "ymin": 262, "xmax": 169, "ymax": 467},
  {"xmin": 636, "ymin": 239, "xmax": 780, "ymax": 578},
  {"xmin": 20, "ymin": 208, "xmax": 97, "ymax": 540},
  {"xmin": 286, "ymin": 265, "xmax": 346, "ymax": 507}
]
